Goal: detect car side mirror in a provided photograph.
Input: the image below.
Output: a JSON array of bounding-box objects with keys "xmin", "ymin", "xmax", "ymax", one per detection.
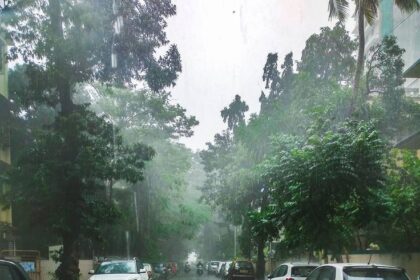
[
  {"xmin": 139, "ymin": 268, "xmax": 147, "ymax": 274},
  {"xmin": 88, "ymin": 270, "xmax": 95, "ymax": 275}
]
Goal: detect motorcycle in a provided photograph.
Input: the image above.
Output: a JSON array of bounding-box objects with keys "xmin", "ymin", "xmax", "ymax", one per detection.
[
  {"xmin": 184, "ymin": 265, "xmax": 191, "ymax": 273},
  {"xmin": 197, "ymin": 264, "xmax": 204, "ymax": 276}
]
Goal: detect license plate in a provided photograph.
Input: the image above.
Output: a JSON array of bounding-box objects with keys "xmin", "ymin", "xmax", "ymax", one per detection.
[{"xmin": 240, "ymin": 270, "xmax": 248, "ymax": 273}]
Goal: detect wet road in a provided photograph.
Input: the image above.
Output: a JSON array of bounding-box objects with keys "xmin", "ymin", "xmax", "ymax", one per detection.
[{"xmin": 173, "ymin": 271, "xmax": 219, "ymax": 280}]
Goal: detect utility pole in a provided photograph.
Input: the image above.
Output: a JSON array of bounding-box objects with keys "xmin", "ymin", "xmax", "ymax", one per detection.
[
  {"xmin": 125, "ymin": 231, "xmax": 130, "ymax": 259},
  {"xmin": 233, "ymin": 226, "xmax": 237, "ymax": 258},
  {"xmin": 134, "ymin": 190, "xmax": 139, "ymax": 233}
]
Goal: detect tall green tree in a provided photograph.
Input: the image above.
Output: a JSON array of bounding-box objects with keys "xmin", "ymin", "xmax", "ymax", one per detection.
[
  {"xmin": 297, "ymin": 23, "xmax": 356, "ymax": 84},
  {"xmin": 366, "ymin": 36, "xmax": 420, "ymax": 139},
  {"xmin": 257, "ymin": 121, "xmax": 386, "ymax": 260},
  {"xmin": 221, "ymin": 95, "xmax": 249, "ymax": 131},
  {"xmin": 328, "ymin": 0, "xmax": 419, "ymax": 102},
  {"xmin": 82, "ymin": 86, "xmax": 207, "ymax": 260},
  {"xmin": 3, "ymin": 0, "xmax": 181, "ymax": 279}
]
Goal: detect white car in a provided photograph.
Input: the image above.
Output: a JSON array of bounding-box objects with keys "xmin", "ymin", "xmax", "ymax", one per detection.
[
  {"xmin": 143, "ymin": 263, "xmax": 153, "ymax": 279},
  {"xmin": 217, "ymin": 261, "xmax": 226, "ymax": 276},
  {"xmin": 89, "ymin": 260, "xmax": 148, "ymax": 280},
  {"xmin": 306, "ymin": 263, "xmax": 409, "ymax": 280},
  {"xmin": 221, "ymin": 261, "xmax": 233, "ymax": 279},
  {"xmin": 209, "ymin": 261, "xmax": 220, "ymax": 274},
  {"xmin": 269, "ymin": 263, "xmax": 318, "ymax": 280}
]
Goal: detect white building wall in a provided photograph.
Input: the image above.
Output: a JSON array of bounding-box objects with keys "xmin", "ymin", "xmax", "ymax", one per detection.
[{"xmin": 392, "ymin": 8, "xmax": 420, "ymax": 94}]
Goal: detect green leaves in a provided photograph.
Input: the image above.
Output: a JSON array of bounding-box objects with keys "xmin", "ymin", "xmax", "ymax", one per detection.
[
  {"xmin": 257, "ymin": 120, "xmax": 386, "ymax": 254},
  {"xmin": 221, "ymin": 95, "xmax": 249, "ymax": 131},
  {"xmin": 6, "ymin": 105, "xmax": 154, "ymax": 238},
  {"xmin": 372, "ymin": 150, "xmax": 420, "ymax": 251},
  {"xmin": 366, "ymin": 36, "xmax": 420, "ymax": 140},
  {"xmin": 6, "ymin": 0, "xmax": 181, "ymax": 92}
]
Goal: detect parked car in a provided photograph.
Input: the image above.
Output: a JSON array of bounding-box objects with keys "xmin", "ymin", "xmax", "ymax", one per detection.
[
  {"xmin": 88, "ymin": 259, "xmax": 148, "ymax": 280},
  {"xmin": 152, "ymin": 263, "xmax": 169, "ymax": 280},
  {"xmin": 153, "ymin": 263, "xmax": 166, "ymax": 274},
  {"xmin": 217, "ymin": 262, "xmax": 226, "ymax": 277},
  {"xmin": 268, "ymin": 263, "xmax": 318, "ymax": 280},
  {"xmin": 0, "ymin": 259, "xmax": 31, "ymax": 280},
  {"xmin": 306, "ymin": 263, "xmax": 409, "ymax": 280},
  {"xmin": 144, "ymin": 263, "xmax": 153, "ymax": 279},
  {"xmin": 221, "ymin": 261, "xmax": 233, "ymax": 280},
  {"xmin": 209, "ymin": 261, "xmax": 220, "ymax": 274},
  {"xmin": 229, "ymin": 260, "xmax": 255, "ymax": 280}
]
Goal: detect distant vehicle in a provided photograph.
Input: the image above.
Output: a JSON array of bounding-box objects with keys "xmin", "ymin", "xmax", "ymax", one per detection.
[
  {"xmin": 197, "ymin": 262, "xmax": 204, "ymax": 276},
  {"xmin": 209, "ymin": 261, "xmax": 220, "ymax": 274},
  {"xmin": 221, "ymin": 261, "xmax": 233, "ymax": 280},
  {"xmin": 268, "ymin": 263, "xmax": 318, "ymax": 280},
  {"xmin": 217, "ymin": 261, "xmax": 226, "ymax": 276},
  {"xmin": 229, "ymin": 260, "xmax": 255, "ymax": 280},
  {"xmin": 169, "ymin": 262, "xmax": 178, "ymax": 274},
  {"xmin": 0, "ymin": 259, "xmax": 31, "ymax": 280},
  {"xmin": 88, "ymin": 260, "xmax": 148, "ymax": 280},
  {"xmin": 152, "ymin": 263, "xmax": 169, "ymax": 280},
  {"xmin": 143, "ymin": 263, "xmax": 153, "ymax": 280},
  {"xmin": 153, "ymin": 263, "xmax": 166, "ymax": 274},
  {"xmin": 185, "ymin": 262, "xmax": 191, "ymax": 273},
  {"xmin": 305, "ymin": 264, "xmax": 409, "ymax": 280}
]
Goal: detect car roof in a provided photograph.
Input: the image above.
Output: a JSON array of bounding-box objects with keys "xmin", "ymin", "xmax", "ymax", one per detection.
[
  {"xmin": 278, "ymin": 262, "xmax": 319, "ymax": 266},
  {"xmin": 101, "ymin": 260, "xmax": 135, "ymax": 264},
  {"xmin": 0, "ymin": 259, "xmax": 31, "ymax": 280},
  {"xmin": 0, "ymin": 259, "xmax": 19, "ymax": 265},
  {"xmin": 317, "ymin": 263, "xmax": 404, "ymax": 269}
]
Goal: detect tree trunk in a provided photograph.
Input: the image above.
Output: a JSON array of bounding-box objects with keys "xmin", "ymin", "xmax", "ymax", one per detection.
[
  {"xmin": 256, "ymin": 237, "xmax": 266, "ymax": 280},
  {"xmin": 256, "ymin": 191, "xmax": 268, "ymax": 280},
  {"xmin": 352, "ymin": 7, "xmax": 365, "ymax": 111},
  {"xmin": 323, "ymin": 250, "xmax": 328, "ymax": 264},
  {"xmin": 136, "ymin": 183, "xmax": 146, "ymax": 258},
  {"xmin": 56, "ymin": 234, "xmax": 80, "ymax": 280},
  {"xmin": 49, "ymin": 1, "xmax": 81, "ymax": 279},
  {"xmin": 242, "ymin": 216, "xmax": 252, "ymax": 259}
]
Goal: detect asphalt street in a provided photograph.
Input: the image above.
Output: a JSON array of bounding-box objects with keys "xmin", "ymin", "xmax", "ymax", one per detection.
[{"xmin": 174, "ymin": 270, "xmax": 219, "ymax": 280}]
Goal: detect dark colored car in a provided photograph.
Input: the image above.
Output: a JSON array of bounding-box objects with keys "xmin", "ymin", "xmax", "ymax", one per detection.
[
  {"xmin": 153, "ymin": 263, "xmax": 169, "ymax": 280},
  {"xmin": 0, "ymin": 259, "xmax": 31, "ymax": 280},
  {"xmin": 153, "ymin": 263, "xmax": 166, "ymax": 274},
  {"xmin": 229, "ymin": 261, "xmax": 255, "ymax": 280}
]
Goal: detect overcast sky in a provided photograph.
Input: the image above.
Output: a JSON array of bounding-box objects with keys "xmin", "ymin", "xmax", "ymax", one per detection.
[{"xmin": 166, "ymin": 0, "xmax": 354, "ymax": 151}]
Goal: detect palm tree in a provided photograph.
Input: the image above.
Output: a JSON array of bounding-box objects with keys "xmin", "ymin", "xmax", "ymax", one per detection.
[{"xmin": 328, "ymin": 0, "xmax": 419, "ymax": 103}]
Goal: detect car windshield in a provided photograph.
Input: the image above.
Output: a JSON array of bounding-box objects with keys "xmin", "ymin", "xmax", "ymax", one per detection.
[
  {"xmin": 236, "ymin": 262, "xmax": 253, "ymax": 270},
  {"xmin": 292, "ymin": 266, "xmax": 318, "ymax": 277},
  {"xmin": 343, "ymin": 267, "xmax": 409, "ymax": 280},
  {"xmin": 96, "ymin": 261, "xmax": 137, "ymax": 274}
]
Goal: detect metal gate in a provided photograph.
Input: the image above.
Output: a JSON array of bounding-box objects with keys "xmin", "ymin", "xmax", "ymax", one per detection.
[{"xmin": 0, "ymin": 250, "xmax": 41, "ymax": 280}]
